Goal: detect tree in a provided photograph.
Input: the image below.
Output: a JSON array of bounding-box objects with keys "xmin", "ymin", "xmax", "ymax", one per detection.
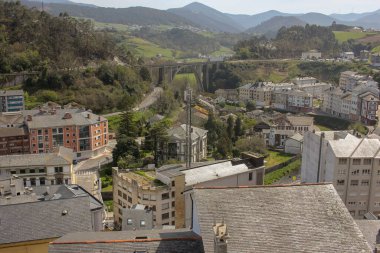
[
  {"xmin": 235, "ymin": 136, "xmax": 268, "ymax": 156},
  {"xmin": 227, "ymin": 116, "xmax": 234, "ymax": 140},
  {"xmin": 118, "ymin": 111, "xmax": 138, "ymax": 137},
  {"xmin": 246, "ymin": 100, "xmax": 256, "ymax": 111},
  {"xmin": 112, "ymin": 134, "xmax": 140, "ymax": 166},
  {"xmin": 144, "ymin": 121, "xmax": 169, "ymax": 166},
  {"xmin": 234, "ymin": 117, "xmax": 243, "ymax": 140},
  {"xmin": 215, "ymin": 134, "xmax": 233, "ymax": 159}
]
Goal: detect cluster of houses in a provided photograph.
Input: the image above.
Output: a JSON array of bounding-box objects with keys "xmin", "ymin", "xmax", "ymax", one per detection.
[
  {"xmin": 216, "ymin": 77, "xmax": 330, "ymax": 112},
  {"xmin": 321, "ymin": 71, "xmax": 380, "ymax": 125}
]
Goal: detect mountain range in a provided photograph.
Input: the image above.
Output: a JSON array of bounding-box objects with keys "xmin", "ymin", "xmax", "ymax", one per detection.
[{"xmin": 20, "ymin": 0, "xmax": 380, "ymax": 34}]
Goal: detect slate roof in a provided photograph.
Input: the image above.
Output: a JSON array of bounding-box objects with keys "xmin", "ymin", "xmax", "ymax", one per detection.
[
  {"xmin": 167, "ymin": 124, "xmax": 207, "ymax": 141},
  {"xmin": 356, "ymin": 220, "xmax": 380, "ymax": 250},
  {"xmin": 328, "ymin": 137, "xmax": 362, "ymax": 158},
  {"xmin": 0, "ymin": 112, "xmax": 24, "ymax": 125},
  {"xmin": 288, "ymin": 133, "xmax": 304, "ymax": 142},
  {"xmin": 0, "ymin": 196, "xmax": 93, "ymax": 244},
  {"xmin": 48, "ymin": 229, "xmax": 204, "ymax": 253},
  {"xmin": 193, "ymin": 184, "xmax": 372, "ymax": 253},
  {"xmin": 24, "ymin": 109, "xmax": 106, "ymax": 129},
  {"xmin": 351, "ymin": 138, "xmax": 380, "ymax": 158},
  {"xmin": 0, "ymin": 146, "xmax": 73, "ymax": 168}
]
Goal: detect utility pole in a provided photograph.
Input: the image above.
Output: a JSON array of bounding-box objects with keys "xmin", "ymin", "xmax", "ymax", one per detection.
[
  {"xmin": 184, "ymin": 85, "xmax": 192, "ymax": 169},
  {"xmin": 41, "ymin": 1, "xmax": 44, "ymax": 11}
]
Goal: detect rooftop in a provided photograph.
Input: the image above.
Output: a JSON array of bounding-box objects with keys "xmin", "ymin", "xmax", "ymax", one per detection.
[
  {"xmin": 0, "ymin": 125, "xmax": 28, "ymax": 137},
  {"xmin": 49, "ymin": 229, "xmax": 204, "ymax": 253},
  {"xmin": 0, "ymin": 146, "xmax": 73, "ymax": 168},
  {"xmin": 167, "ymin": 124, "xmax": 207, "ymax": 142},
  {"xmin": 0, "ymin": 193, "xmax": 95, "ymax": 244},
  {"xmin": 23, "ymin": 109, "xmax": 106, "ymax": 128},
  {"xmin": 355, "ymin": 220, "xmax": 380, "ymax": 251},
  {"xmin": 0, "ymin": 90, "xmax": 24, "ymax": 96},
  {"xmin": 193, "ymin": 184, "xmax": 372, "ymax": 253}
]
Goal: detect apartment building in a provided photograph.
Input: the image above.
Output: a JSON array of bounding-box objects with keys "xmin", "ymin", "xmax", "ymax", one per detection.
[
  {"xmin": 339, "ymin": 71, "xmax": 367, "ymax": 91},
  {"xmin": 296, "ymin": 82, "xmax": 331, "ymax": 99},
  {"xmin": 301, "ymin": 131, "xmax": 380, "ymax": 218},
  {"xmin": 25, "ymin": 109, "xmax": 108, "ymax": 159},
  {"xmin": 325, "ymin": 138, "xmax": 380, "ymax": 218},
  {"xmin": 0, "ymin": 146, "xmax": 74, "ymax": 187},
  {"xmin": 262, "ymin": 115, "xmax": 313, "ymax": 147},
  {"xmin": 322, "ymin": 78, "xmax": 379, "ymax": 125},
  {"xmin": 0, "ymin": 90, "xmax": 24, "ymax": 112},
  {"xmin": 372, "ymin": 53, "xmax": 380, "ymax": 67},
  {"xmin": 0, "ymin": 126, "xmax": 30, "ymax": 155},
  {"xmin": 292, "ymin": 77, "xmax": 317, "ymax": 86},
  {"xmin": 238, "ymin": 82, "xmax": 274, "ymax": 107},
  {"xmin": 165, "ymin": 124, "xmax": 207, "ymax": 163},
  {"xmin": 113, "ymin": 158, "xmax": 265, "ymax": 229}
]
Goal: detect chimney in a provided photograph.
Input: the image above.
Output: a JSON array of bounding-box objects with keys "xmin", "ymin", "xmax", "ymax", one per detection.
[
  {"xmin": 98, "ymin": 116, "xmax": 101, "ymax": 121},
  {"xmin": 26, "ymin": 115, "xmax": 32, "ymax": 121},
  {"xmin": 87, "ymin": 113, "xmax": 91, "ymax": 119},
  {"xmin": 63, "ymin": 113, "xmax": 72, "ymax": 119},
  {"xmin": 213, "ymin": 221, "xmax": 229, "ymax": 253}
]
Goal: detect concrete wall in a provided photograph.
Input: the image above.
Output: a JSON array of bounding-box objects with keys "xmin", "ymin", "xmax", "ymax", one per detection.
[{"xmin": 285, "ymin": 139, "xmax": 302, "ymax": 154}]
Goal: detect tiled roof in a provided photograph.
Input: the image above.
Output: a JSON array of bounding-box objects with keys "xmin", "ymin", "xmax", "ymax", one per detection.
[
  {"xmin": 356, "ymin": 220, "xmax": 380, "ymax": 250},
  {"xmin": 0, "ymin": 196, "xmax": 93, "ymax": 244},
  {"xmin": 48, "ymin": 229, "xmax": 204, "ymax": 253},
  {"xmin": 0, "ymin": 146, "xmax": 73, "ymax": 168},
  {"xmin": 193, "ymin": 184, "xmax": 372, "ymax": 253},
  {"xmin": 328, "ymin": 137, "xmax": 362, "ymax": 158},
  {"xmin": 23, "ymin": 109, "xmax": 106, "ymax": 128},
  {"xmin": 167, "ymin": 124, "xmax": 207, "ymax": 141},
  {"xmin": 351, "ymin": 138, "xmax": 380, "ymax": 158}
]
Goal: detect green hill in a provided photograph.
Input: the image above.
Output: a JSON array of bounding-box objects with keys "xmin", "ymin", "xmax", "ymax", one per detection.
[{"xmin": 333, "ymin": 31, "xmax": 377, "ymax": 43}]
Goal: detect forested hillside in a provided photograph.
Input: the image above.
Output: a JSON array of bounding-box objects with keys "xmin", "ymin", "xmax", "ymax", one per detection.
[
  {"xmin": 0, "ymin": 1, "xmax": 151, "ymax": 113},
  {"xmin": 0, "ymin": 1, "xmax": 116, "ymax": 73},
  {"xmin": 234, "ymin": 25, "xmax": 340, "ymax": 59}
]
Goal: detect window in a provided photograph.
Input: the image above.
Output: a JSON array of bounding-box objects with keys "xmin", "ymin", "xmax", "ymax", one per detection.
[
  {"xmin": 364, "ymin": 159, "xmax": 372, "ymax": 165},
  {"xmin": 29, "ymin": 169, "xmax": 35, "ymax": 174},
  {"xmin": 172, "ymin": 181, "xmax": 175, "ymax": 187},
  {"xmin": 162, "ymin": 203, "xmax": 169, "ymax": 210},
  {"xmin": 123, "ymin": 193, "xmax": 127, "ymax": 200},
  {"xmin": 20, "ymin": 169, "xmax": 25, "ymax": 174},
  {"xmin": 161, "ymin": 193, "xmax": 169, "ymax": 200},
  {"xmin": 140, "ymin": 220, "xmax": 146, "ymax": 227},
  {"xmin": 350, "ymin": 180, "xmax": 359, "ymax": 186},
  {"xmin": 30, "ymin": 178, "xmax": 36, "ymax": 186},
  {"xmin": 362, "ymin": 169, "xmax": 371, "ymax": 175},
  {"xmin": 172, "ymin": 211, "xmax": 175, "ymax": 217},
  {"xmin": 172, "ymin": 201, "xmax": 175, "ymax": 208},
  {"xmin": 171, "ymin": 191, "xmax": 175, "ymax": 198},
  {"xmin": 338, "ymin": 169, "xmax": 346, "ymax": 175},
  {"xmin": 351, "ymin": 169, "xmax": 360, "ymax": 175},
  {"xmin": 361, "ymin": 180, "xmax": 369, "ymax": 186},
  {"xmin": 54, "ymin": 167, "xmax": 63, "ymax": 173},
  {"xmin": 40, "ymin": 177, "xmax": 45, "ymax": 185},
  {"xmin": 377, "ymin": 170, "xmax": 380, "ymax": 175},
  {"xmin": 249, "ymin": 172, "xmax": 253, "ymax": 181},
  {"xmin": 128, "ymin": 196, "xmax": 132, "ymax": 203},
  {"xmin": 338, "ymin": 158, "xmax": 348, "ymax": 165},
  {"xmin": 348, "ymin": 201, "xmax": 356, "ymax": 205},
  {"xmin": 162, "ymin": 213, "xmax": 169, "ymax": 220},
  {"xmin": 353, "ymin": 159, "xmax": 361, "ymax": 165},
  {"xmin": 337, "ymin": 180, "xmax": 345, "ymax": 186},
  {"xmin": 127, "ymin": 218, "xmax": 133, "ymax": 225},
  {"xmin": 39, "ymin": 169, "xmax": 45, "ymax": 173},
  {"xmin": 375, "ymin": 202, "xmax": 380, "ymax": 207},
  {"xmin": 118, "ymin": 190, "xmax": 122, "ymax": 197},
  {"xmin": 143, "ymin": 194, "xmax": 149, "ymax": 200}
]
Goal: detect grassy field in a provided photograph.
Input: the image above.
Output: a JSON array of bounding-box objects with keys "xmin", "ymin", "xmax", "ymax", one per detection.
[
  {"xmin": 333, "ymin": 31, "xmax": 377, "ymax": 43},
  {"xmin": 315, "ymin": 125, "xmax": 332, "ymax": 131},
  {"xmin": 124, "ymin": 37, "xmax": 175, "ymax": 59},
  {"xmin": 264, "ymin": 159, "xmax": 301, "ymax": 185},
  {"xmin": 104, "ymin": 200, "xmax": 114, "ymax": 212},
  {"xmin": 265, "ymin": 151, "xmax": 294, "ymax": 168},
  {"xmin": 373, "ymin": 45, "xmax": 380, "ymax": 53}
]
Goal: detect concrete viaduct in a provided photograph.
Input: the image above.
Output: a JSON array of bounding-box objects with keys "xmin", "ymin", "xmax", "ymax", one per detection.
[{"xmin": 144, "ymin": 61, "xmax": 223, "ymax": 91}]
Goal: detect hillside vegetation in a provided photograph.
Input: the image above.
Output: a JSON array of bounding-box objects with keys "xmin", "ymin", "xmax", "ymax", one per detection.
[{"xmin": 333, "ymin": 31, "xmax": 377, "ymax": 43}]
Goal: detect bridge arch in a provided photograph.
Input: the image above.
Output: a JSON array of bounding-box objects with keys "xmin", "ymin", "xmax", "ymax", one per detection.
[{"xmin": 170, "ymin": 64, "xmax": 204, "ymax": 91}]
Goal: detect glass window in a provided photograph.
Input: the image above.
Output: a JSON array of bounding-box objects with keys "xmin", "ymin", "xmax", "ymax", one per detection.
[
  {"xmin": 127, "ymin": 218, "xmax": 133, "ymax": 225},
  {"xmin": 350, "ymin": 180, "xmax": 359, "ymax": 186},
  {"xmin": 161, "ymin": 193, "xmax": 169, "ymax": 200},
  {"xmin": 352, "ymin": 159, "xmax": 361, "ymax": 165},
  {"xmin": 162, "ymin": 203, "xmax": 169, "ymax": 210}
]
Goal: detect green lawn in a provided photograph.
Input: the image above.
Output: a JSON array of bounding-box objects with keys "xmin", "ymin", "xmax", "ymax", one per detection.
[
  {"xmin": 333, "ymin": 31, "xmax": 377, "ymax": 43},
  {"xmin": 264, "ymin": 159, "xmax": 301, "ymax": 185},
  {"xmin": 316, "ymin": 124, "xmax": 332, "ymax": 131},
  {"xmin": 265, "ymin": 151, "xmax": 294, "ymax": 168}
]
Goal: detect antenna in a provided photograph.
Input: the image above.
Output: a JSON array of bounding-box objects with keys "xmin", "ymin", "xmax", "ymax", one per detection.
[
  {"xmin": 184, "ymin": 84, "xmax": 192, "ymax": 169},
  {"xmin": 41, "ymin": 1, "xmax": 44, "ymax": 11}
]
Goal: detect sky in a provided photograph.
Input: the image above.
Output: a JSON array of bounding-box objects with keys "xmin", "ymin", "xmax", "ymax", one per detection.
[{"xmin": 70, "ymin": 0, "xmax": 380, "ymax": 14}]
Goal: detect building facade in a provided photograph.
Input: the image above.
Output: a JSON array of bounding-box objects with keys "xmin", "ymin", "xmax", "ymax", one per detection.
[
  {"xmin": 301, "ymin": 50, "xmax": 321, "ymax": 60},
  {"xmin": 0, "ymin": 146, "xmax": 74, "ymax": 187},
  {"xmin": 0, "ymin": 127, "xmax": 30, "ymax": 155},
  {"xmin": 0, "ymin": 90, "xmax": 24, "ymax": 112}
]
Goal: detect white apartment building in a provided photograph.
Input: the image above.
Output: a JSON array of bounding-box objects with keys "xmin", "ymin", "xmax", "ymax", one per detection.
[
  {"xmin": 292, "ymin": 77, "xmax": 317, "ymax": 86},
  {"xmin": 0, "ymin": 146, "xmax": 74, "ymax": 187},
  {"xmin": 339, "ymin": 71, "xmax": 367, "ymax": 91},
  {"xmin": 302, "ymin": 131, "xmax": 380, "ymax": 219},
  {"xmin": 272, "ymin": 89, "xmax": 313, "ymax": 112},
  {"xmin": 301, "ymin": 50, "xmax": 321, "ymax": 60},
  {"xmin": 238, "ymin": 82, "xmax": 274, "ymax": 107}
]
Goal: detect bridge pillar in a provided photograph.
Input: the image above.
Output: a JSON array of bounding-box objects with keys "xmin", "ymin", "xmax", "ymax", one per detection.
[{"xmin": 158, "ymin": 67, "xmax": 164, "ymax": 85}]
